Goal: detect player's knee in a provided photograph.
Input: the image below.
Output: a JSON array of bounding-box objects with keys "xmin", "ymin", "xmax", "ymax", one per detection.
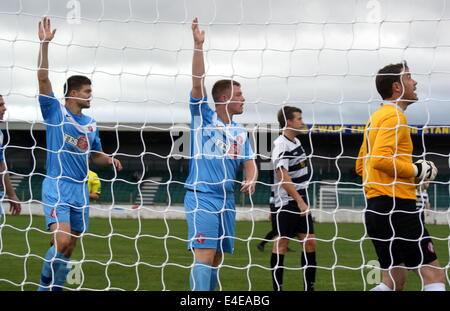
[
  {"xmin": 428, "ymin": 266, "xmax": 446, "ymax": 284},
  {"xmin": 54, "ymin": 236, "xmax": 72, "ymax": 253},
  {"xmin": 272, "ymin": 239, "xmax": 289, "ymax": 254},
  {"xmin": 304, "ymin": 238, "xmax": 316, "ymax": 252}
]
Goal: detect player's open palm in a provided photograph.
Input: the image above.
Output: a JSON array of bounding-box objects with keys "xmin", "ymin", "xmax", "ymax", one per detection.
[
  {"xmin": 192, "ymin": 17, "xmax": 205, "ymax": 44},
  {"xmin": 38, "ymin": 17, "xmax": 56, "ymax": 42}
]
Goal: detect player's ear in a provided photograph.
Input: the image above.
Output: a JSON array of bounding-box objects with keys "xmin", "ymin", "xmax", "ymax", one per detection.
[
  {"xmin": 392, "ymin": 81, "xmax": 403, "ymax": 93},
  {"xmin": 69, "ymin": 89, "xmax": 78, "ymax": 98}
]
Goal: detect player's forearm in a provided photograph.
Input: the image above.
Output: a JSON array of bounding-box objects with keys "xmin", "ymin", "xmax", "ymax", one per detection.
[
  {"xmin": 244, "ymin": 160, "xmax": 258, "ymax": 182},
  {"xmin": 4, "ymin": 173, "xmax": 17, "ymax": 198},
  {"xmin": 90, "ymin": 152, "xmax": 110, "ymax": 166},
  {"xmin": 37, "ymin": 42, "xmax": 50, "ymax": 81},
  {"xmin": 0, "ymin": 163, "xmax": 16, "ymax": 198},
  {"xmin": 372, "ymin": 153, "xmax": 415, "ymax": 178},
  {"xmin": 192, "ymin": 42, "xmax": 205, "ymax": 98},
  {"xmin": 276, "ymin": 169, "xmax": 303, "ymax": 203}
]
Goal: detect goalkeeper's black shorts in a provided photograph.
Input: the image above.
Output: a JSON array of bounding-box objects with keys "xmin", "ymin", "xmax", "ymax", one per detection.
[
  {"xmin": 271, "ymin": 191, "xmax": 314, "ymax": 238},
  {"xmin": 365, "ymin": 195, "xmax": 437, "ymax": 269}
]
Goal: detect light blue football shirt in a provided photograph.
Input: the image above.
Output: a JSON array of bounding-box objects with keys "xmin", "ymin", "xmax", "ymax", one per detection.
[
  {"xmin": 39, "ymin": 93, "xmax": 102, "ymax": 182},
  {"xmin": 185, "ymin": 94, "xmax": 255, "ymax": 194}
]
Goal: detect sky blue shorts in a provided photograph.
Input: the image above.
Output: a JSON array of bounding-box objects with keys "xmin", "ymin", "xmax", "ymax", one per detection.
[
  {"xmin": 184, "ymin": 190, "xmax": 236, "ymax": 254},
  {"xmin": 42, "ymin": 178, "xmax": 89, "ymax": 233}
]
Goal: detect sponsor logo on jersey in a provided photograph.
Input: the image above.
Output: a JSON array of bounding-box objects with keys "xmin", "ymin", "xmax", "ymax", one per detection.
[
  {"xmin": 76, "ymin": 135, "xmax": 88, "ymax": 150},
  {"xmin": 64, "ymin": 133, "xmax": 89, "ymax": 151},
  {"xmin": 214, "ymin": 139, "xmax": 228, "ymax": 153}
]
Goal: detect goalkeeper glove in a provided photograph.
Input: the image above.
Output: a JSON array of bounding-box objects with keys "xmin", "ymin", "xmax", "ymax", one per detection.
[{"xmin": 413, "ymin": 160, "xmax": 438, "ymax": 181}]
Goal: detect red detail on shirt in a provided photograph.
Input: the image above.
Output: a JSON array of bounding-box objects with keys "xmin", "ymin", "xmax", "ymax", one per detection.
[{"xmin": 77, "ymin": 135, "xmax": 88, "ymax": 151}]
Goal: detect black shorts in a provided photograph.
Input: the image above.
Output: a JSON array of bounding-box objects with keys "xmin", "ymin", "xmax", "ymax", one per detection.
[
  {"xmin": 365, "ymin": 196, "xmax": 437, "ymax": 269},
  {"xmin": 271, "ymin": 194, "xmax": 314, "ymax": 238}
]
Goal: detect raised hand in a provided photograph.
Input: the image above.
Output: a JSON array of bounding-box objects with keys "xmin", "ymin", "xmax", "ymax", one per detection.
[
  {"xmin": 38, "ymin": 17, "xmax": 57, "ymax": 42},
  {"xmin": 192, "ymin": 17, "xmax": 205, "ymax": 45}
]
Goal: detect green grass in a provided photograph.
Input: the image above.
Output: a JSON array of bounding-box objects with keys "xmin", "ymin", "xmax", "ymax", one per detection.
[{"xmin": 0, "ymin": 215, "xmax": 448, "ymax": 291}]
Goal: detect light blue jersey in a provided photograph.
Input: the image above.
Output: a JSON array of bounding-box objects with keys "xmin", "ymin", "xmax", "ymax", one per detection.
[
  {"xmin": 40, "ymin": 93, "xmax": 102, "ymax": 182},
  {"xmin": 185, "ymin": 94, "xmax": 254, "ymax": 195},
  {"xmin": 39, "ymin": 93, "xmax": 102, "ymax": 232}
]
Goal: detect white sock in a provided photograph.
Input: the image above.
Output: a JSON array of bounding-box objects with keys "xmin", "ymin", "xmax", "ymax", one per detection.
[
  {"xmin": 424, "ymin": 283, "xmax": 445, "ymax": 291},
  {"xmin": 370, "ymin": 283, "xmax": 393, "ymax": 291}
]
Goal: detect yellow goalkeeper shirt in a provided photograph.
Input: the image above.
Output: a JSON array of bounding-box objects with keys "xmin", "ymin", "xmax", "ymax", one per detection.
[
  {"xmin": 355, "ymin": 103, "xmax": 416, "ymax": 200},
  {"xmin": 88, "ymin": 170, "xmax": 101, "ymax": 195}
]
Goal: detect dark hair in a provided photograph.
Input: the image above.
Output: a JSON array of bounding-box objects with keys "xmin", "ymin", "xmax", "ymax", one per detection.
[
  {"xmin": 211, "ymin": 80, "xmax": 241, "ymax": 103},
  {"xmin": 376, "ymin": 61, "xmax": 408, "ymax": 100},
  {"xmin": 277, "ymin": 106, "xmax": 302, "ymax": 129},
  {"xmin": 63, "ymin": 75, "xmax": 91, "ymax": 97}
]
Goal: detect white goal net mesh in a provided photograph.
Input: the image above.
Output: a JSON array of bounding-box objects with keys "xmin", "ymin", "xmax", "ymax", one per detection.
[{"xmin": 0, "ymin": 0, "xmax": 448, "ymax": 291}]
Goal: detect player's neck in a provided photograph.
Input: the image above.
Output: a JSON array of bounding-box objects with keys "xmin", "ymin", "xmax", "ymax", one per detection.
[
  {"xmin": 283, "ymin": 130, "xmax": 297, "ymax": 142},
  {"xmin": 65, "ymin": 101, "xmax": 82, "ymax": 116},
  {"xmin": 216, "ymin": 110, "xmax": 233, "ymax": 125},
  {"xmin": 383, "ymin": 97, "xmax": 409, "ymax": 111}
]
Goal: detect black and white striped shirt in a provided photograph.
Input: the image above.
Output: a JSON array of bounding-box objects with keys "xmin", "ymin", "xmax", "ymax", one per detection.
[{"xmin": 271, "ymin": 135, "xmax": 309, "ymax": 208}]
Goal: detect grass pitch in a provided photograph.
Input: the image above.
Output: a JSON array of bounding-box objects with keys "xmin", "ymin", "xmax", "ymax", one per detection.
[{"xmin": 0, "ymin": 214, "xmax": 448, "ymax": 291}]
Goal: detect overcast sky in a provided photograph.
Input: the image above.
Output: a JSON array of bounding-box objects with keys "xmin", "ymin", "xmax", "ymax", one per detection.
[{"xmin": 1, "ymin": 0, "xmax": 450, "ymax": 126}]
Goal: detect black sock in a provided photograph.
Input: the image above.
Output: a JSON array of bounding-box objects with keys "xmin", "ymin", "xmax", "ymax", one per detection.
[
  {"xmin": 301, "ymin": 251, "xmax": 316, "ymax": 291},
  {"xmin": 271, "ymin": 253, "xmax": 285, "ymax": 291}
]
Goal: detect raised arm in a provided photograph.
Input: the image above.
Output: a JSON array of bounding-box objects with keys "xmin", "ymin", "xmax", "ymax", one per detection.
[
  {"xmin": 37, "ymin": 17, "xmax": 56, "ymax": 96},
  {"xmin": 191, "ymin": 17, "xmax": 206, "ymax": 99}
]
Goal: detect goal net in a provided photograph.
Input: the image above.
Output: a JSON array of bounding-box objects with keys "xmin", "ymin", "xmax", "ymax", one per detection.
[{"xmin": 0, "ymin": 0, "xmax": 449, "ymax": 291}]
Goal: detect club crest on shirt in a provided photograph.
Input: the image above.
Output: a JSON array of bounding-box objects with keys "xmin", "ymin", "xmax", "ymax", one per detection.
[
  {"xmin": 227, "ymin": 142, "xmax": 241, "ymax": 159},
  {"xmin": 64, "ymin": 133, "xmax": 89, "ymax": 151}
]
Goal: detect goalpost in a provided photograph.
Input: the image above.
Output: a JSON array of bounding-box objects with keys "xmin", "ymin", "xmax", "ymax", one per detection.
[{"xmin": 0, "ymin": 0, "xmax": 449, "ymax": 291}]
